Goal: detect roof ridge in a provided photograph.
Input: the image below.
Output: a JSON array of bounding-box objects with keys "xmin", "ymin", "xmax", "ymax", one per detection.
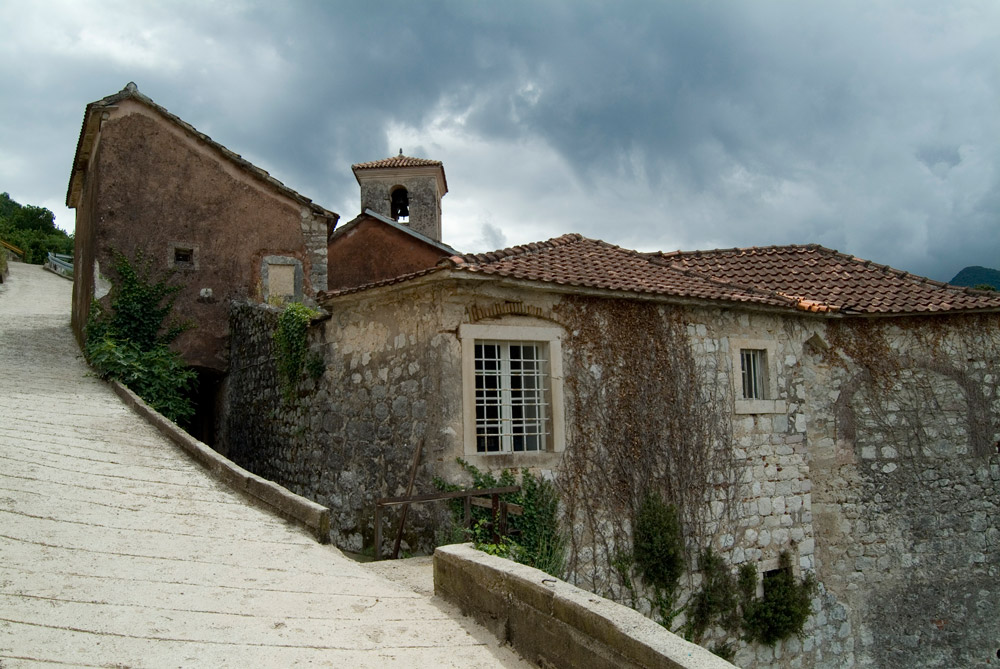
[
  {"xmin": 352, "ymin": 154, "xmax": 444, "ymax": 169},
  {"xmin": 656, "ymin": 243, "xmax": 824, "ymax": 260},
  {"xmin": 67, "ymin": 83, "xmax": 338, "ymax": 221}
]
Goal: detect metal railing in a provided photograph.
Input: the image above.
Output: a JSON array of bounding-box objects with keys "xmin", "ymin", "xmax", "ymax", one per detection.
[{"xmin": 45, "ymin": 252, "xmax": 74, "ymax": 279}]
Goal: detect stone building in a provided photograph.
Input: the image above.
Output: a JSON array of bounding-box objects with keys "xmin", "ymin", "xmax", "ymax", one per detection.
[
  {"xmin": 63, "ymin": 85, "xmax": 1000, "ymax": 666},
  {"xmin": 224, "ymin": 167, "xmax": 1000, "ymax": 667},
  {"xmin": 67, "ymin": 83, "xmax": 338, "ymax": 439}
]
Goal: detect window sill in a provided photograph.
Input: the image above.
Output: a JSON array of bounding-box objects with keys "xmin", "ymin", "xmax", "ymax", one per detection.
[
  {"xmin": 460, "ymin": 451, "xmax": 564, "ymax": 469},
  {"xmin": 734, "ymin": 399, "xmax": 787, "ymax": 415}
]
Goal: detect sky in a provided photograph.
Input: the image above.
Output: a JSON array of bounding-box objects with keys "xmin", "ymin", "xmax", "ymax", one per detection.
[{"xmin": 1, "ymin": 1, "xmax": 998, "ymax": 282}]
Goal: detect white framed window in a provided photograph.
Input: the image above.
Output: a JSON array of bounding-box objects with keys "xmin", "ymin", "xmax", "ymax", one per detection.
[
  {"xmin": 475, "ymin": 341, "xmax": 548, "ymax": 453},
  {"xmin": 730, "ymin": 338, "xmax": 786, "ymax": 414},
  {"xmin": 741, "ymin": 348, "xmax": 768, "ymax": 400},
  {"xmin": 460, "ymin": 324, "xmax": 565, "ymax": 456}
]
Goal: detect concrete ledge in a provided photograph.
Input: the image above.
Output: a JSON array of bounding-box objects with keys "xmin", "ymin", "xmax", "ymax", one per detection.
[
  {"xmin": 110, "ymin": 380, "xmax": 331, "ymax": 543},
  {"xmin": 434, "ymin": 544, "xmax": 736, "ymax": 669}
]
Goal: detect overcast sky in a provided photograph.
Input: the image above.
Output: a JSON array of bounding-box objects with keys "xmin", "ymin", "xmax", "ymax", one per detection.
[{"xmin": 2, "ymin": 1, "xmax": 997, "ymax": 282}]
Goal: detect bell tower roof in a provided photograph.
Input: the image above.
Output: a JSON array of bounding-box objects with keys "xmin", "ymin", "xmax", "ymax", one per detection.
[{"xmin": 351, "ymin": 152, "xmax": 448, "ymax": 194}]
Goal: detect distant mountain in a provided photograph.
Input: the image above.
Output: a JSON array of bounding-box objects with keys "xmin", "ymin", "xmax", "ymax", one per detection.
[{"xmin": 949, "ymin": 266, "xmax": 1000, "ymax": 290}]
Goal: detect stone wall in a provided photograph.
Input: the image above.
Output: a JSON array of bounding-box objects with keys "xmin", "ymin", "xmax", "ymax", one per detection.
[
  {"xmin": 803, "ymin": 316, "xmax": 1000, "ymax": 668},
  {"xmin": 223, "ymin": 290, "xmax": 460, "ymax": 554},
  {"xmin": 222, "ymin": 283, "xmax": 1000, "ymax": 667}
]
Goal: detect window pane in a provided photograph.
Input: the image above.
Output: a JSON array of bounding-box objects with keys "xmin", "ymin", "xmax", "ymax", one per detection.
[
  {"xmin": 474, "ymin": 340, "xmax": 549, "ymax": 453},
  {"xmin": 741, "ymin": 349, "xmax": 766, "ymax": 399}
]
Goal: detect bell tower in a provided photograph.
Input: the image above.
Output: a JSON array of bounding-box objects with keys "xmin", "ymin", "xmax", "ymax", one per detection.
[{"xmin": 352, "ymin": 151, "xmax": 448, "ymax": 242}]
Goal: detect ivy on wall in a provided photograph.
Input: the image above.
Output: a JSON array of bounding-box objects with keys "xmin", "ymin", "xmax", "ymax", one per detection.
[
  {"xmin": 273, "ymin": 302, "xmax": 321, "ymax": 402},
  {"xmin": 826, "ymin": 316, "xmax": 1000, "ymax": 459}
]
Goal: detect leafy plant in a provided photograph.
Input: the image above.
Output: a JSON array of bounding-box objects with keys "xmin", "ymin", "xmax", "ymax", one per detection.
[
  {"xmin": 633, "ymin": 492, "xmax": 685, "ymax": 595},
  {"xmin": 273, "ymin": 302, "xmax": 321, "ymax": 402},
  {"xmin": 739, "ymin": 552, "xmax": 816, "ymax": 645},
  {"xmin": 86, "ymin": 336, "xmax": 196, "ymax": 423},
  {"xmin": 686, "ymin": 547, "xmax": 740, "ymax": 641},
  {"xmin": 84, "ymin": 250, "xmax": 195, "ymax": 424},
  {"xmin": 435, "ymin": 459, "xmax": 567, "ymax": 577},
  {"xmin": 100, "ymin": 250, "xmax": 188, "ymax": 349}
]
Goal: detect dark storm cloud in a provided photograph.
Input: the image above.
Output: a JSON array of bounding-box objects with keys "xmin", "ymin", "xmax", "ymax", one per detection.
[{"xmin": 2, "ymin": 0, "xmax": 997, "ymax": 281}]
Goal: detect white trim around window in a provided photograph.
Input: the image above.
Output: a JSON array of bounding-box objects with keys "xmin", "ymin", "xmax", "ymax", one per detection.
[
  {"xmin": 729, "ymin": 337, "xmax": 787, "ymax": 415},
  {"xmin": 460, "ymin": 323, "xmax": 565, "ymax": 456}
]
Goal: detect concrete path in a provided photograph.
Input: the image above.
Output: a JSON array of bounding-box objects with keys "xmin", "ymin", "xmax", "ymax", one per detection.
[{"xmin": 0, "ymin": 263, "xmax": 526, "ymax": 668}]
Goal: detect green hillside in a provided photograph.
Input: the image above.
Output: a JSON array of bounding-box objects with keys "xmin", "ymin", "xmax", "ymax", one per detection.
[
  {"xmin": 0, "ymin": 192, "xmax": 73, "ymax": 264},
  {"xmin": 949, "ymin": 266, "xmax": 1000, "ymax": 290}
]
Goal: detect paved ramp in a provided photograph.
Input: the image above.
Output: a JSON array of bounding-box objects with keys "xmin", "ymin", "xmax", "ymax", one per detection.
[{"xmin": 0, "ymin": 263, "xmax": 525, "ymax": 667}]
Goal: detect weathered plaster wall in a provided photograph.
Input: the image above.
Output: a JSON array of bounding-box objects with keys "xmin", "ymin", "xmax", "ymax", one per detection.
[
  {"xmin": 74, "ymin": 100, "xmax": 329, "ymax": 370},
  {"xmin": 327, "ymin": 217, "xmax": 448, "ymax": 291},
  {"xmin": 803, "ymin": 317, "xmax": 1000, "ymax": 668}
]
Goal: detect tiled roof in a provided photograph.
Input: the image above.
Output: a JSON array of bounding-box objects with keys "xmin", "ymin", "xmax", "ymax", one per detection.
[
  {"xmin": 652, "ymin": 245, "xmax": 1000, "ymax": 314},
  {"xmin": 67, "ymin": 83, "xmax": 339, "ymax": 223},
  {"xmin": 448, "ymin": 235, "xmax": 799, "ymax": 309},
  {"xmin": 322, "ymin": 234, "xmax": 1000, "ymax": 315},
  {"xmin": 352, "ymin": 154, "xmax": 444, "ymax": 170}
]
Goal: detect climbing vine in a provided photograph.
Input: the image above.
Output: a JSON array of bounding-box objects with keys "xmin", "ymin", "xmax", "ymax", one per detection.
[
  {"xmin": 553, "ymin": 297, "xmax": 738, "ymax": 599},
  {"xmin": 826, "ymin": 316, "xmax": 1000, "ymax": 459},
  {"xmin": 273, "ymin": 302, "xmax": 321, "ymax": 402}
]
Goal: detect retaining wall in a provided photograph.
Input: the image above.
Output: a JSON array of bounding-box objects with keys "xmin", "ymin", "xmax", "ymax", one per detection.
[{"xmin": 434, "ymin": 544, "xmax": 735, "ymax": 669}]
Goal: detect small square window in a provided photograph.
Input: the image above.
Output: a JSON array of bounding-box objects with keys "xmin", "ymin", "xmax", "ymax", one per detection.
[
  {"xmin": 730, "ymin": 338, "xmax": 785, "ymax": 414},
  {"xmin": 741, "ymin": 349, "xmax": 767, "ymax": 400},
  {"xmin": 168, "ymin": 242, "xmax": 199, "ymax": 270}
]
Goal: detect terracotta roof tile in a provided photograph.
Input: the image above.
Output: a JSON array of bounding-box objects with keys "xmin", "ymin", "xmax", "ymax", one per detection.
[
  {"xmin": 652, "ymin": 245, "xmax": 1000, "ymax": 314},
  {"xmin": 323, "ymin": 236, "xmax": 1000, "ymax": 316},
  {"xmin": 449, "ymin": 235, "xmax": 799, "ymax": 309},
  {"xmin": 352, "ymin": 154, "xmax": 444, "ymax": 170}
]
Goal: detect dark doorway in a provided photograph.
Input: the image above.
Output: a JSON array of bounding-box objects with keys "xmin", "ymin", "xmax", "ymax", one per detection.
[{"xmin": 188, "ymin": 367, "xmax": 224, "ymax": 447}]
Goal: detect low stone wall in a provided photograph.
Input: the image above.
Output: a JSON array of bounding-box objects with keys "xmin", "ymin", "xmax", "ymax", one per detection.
[
  {"xmin": 111, "ymin": 380, "xmax": 331, "ymax": 542},
  {"xmin": 434, "ymin": 544, "xmax": 736, "ymax": 669}
]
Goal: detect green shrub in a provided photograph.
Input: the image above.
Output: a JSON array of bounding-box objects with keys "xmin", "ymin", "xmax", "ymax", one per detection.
[
  {"xmin": 436, "ymin": 459, "xmax": 566, "ymax": 577},
  {"xmin": 687, "ymin": 546, "xmax": 739, "ymax": 640},
  {"xmin": 86, "ymin": 337, "xmax": 196, "ymax": 423},
  {"xmin": 84, "ymin": 250, "xmax": 195, "ymax": 424},
  {"xmin": 740, "ymin": 551, "xmax": 816, "ymax": 645},
  {"xmin": 633, "ymin": 492, "xmax": 685, "ymax": 595}
]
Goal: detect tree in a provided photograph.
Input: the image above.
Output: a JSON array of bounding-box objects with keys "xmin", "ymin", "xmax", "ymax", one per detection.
[{"xmin": 0, "ymin": 192, "xmax": 73, "ymax": 264}]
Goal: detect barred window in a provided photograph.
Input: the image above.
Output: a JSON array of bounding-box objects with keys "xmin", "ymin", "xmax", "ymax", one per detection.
[
  {"xmin": 741, "ymin": 348, "xmax": 767, "ymax": 400},
  {"xmin": 474, "ymin": 341, "xmax": 549, "ymax": 453}
]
